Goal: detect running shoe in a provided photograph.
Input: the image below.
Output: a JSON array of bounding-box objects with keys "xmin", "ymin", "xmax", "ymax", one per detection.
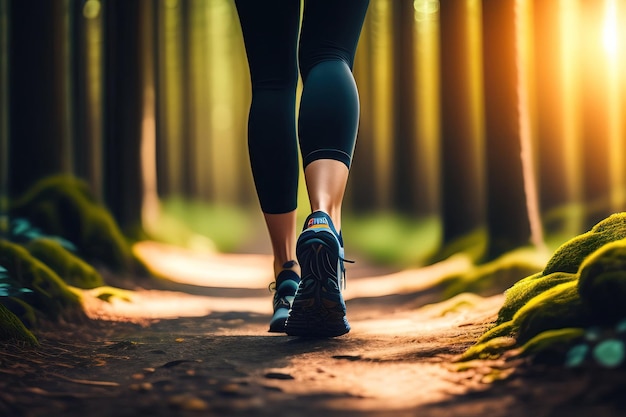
[
  {"xmin": 285, "ymin": 211, "xmax": 351, "ymax": 337},
  {"xmin": 268, "ymin": 261, "xmax": 300, "ymax": 333}
]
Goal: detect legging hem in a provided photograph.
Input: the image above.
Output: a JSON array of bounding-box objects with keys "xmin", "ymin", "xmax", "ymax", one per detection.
[{"xmin": 302, "ymin": 149, "xmax": 352, "ymax": 169}]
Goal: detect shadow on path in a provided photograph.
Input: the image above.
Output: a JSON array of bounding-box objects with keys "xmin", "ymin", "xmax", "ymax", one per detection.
[{"xmin": 2, "ymin": 241, "xmax": 626, "ymax": 417}]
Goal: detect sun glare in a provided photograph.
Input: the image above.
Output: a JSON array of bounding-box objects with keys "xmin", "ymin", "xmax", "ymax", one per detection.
[{"xmin": 602, "ymin": 0, "xmax": 620, "ymax": 58}]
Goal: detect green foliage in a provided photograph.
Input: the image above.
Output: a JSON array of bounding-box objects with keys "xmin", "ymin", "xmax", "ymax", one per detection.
[
  {"xmin": 150, "ymin": 197, "xmax": 252, "ymax": 253},
  {"xmin": 10, "ymin": 218, "xmax": 76, "ymax": 251},
  {"xmin": 0, "ymin": 240, "xmax": 83, "ymax": 323},
  {"xmin": 10, "ymin": 175, "xmax": 132, "ymax": 270},
  {"xmin": 462, "ymin": 212, "xmax": 626, "ymax": 363},
  {"xmin": 0, "ymin": 303, "xmax": 38, "ymax": 346},
  {"xmin": 342, "ymin": 213, "xmax": 440, "ymax": 266},
  {"xmin": 428, "ymin": 228, "xmax": 487, "ymax": 265},
  {"xmin": 0, "ymin": 265, "xmax": 33, "ymax": 297},
  {"xmin": 25, "ymin": 238, "xmax": 104, "ymax": 289}
]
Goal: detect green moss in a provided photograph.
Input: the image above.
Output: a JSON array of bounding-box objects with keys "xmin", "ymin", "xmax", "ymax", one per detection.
[
  {"xmin": 519, "ymin": 328, "xmax": 585, "ymax": 356},
  {"xmin": 577, "ymin": 239, "xmax": 626, "ymax": 321},
  {"xmin": 497, "ymin": 271, "xmax": 577, "ymax": 325},
  {"xmin": 543, "ymin": 212, "xmax": 626, "ymax": 275},
  {"xmin": 513, "ymin": 280, "xmax": 588, "ymax": 344},
  {"xmin": 442, "ymin": 248, "xmax": 546, "ymax": 299},
  {"xmin": 10, "ymin": 175, "xmax": 132, "ymax": 270},
  {"xmin": 25, "ymin": 238, "xmax": 104, "ymax": 289},
  {"xmin": 0, "ymin": 240, "xmax": 83, "ymax": 322},
  {"xmin": 89, "ymin": 286, "xmax": 133, "ymax": 303},
  {"xmin": 476, "ymin": 320, "xmax": 514, "ymax": 343},
  {"xmin": 460, "ymin": 336, "xmax": 517, "ymax": 361},
  {"xmin": 4, "ymin": 297, "xmax": 38, "ymax": 328},
  {"xmin": 461, "ymin": 213, "xmax": 626, "ymax": 364},
  {"xmin": 0, "ymin": 303, "xmax": 38, "ymax": 346}
]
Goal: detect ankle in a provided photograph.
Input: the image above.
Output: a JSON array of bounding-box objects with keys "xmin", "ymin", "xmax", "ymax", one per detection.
[{"xmin": 274, "ymin": 259, "xmax": 299, "ymax": 279}]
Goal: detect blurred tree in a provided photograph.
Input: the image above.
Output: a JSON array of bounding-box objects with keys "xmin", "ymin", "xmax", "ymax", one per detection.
[
  {"xmin": 532, "ymin": 0, "xmax": 570, "ymax": 216},
  {"xmin": 72, "ymin": 0, "xmax": 104, "ymax": 200},
  {"xmin": 8, "ymin": 0, "xmax": 73, "ymax": 198},
  {"xmin": 439, "ymin": 0, "xmax": 485, "ymax": 245},
  {"xmin": 0, "ymin": 0, "xmax": 8, "ymax": 237},
  {"xmin": 350, "ymin": 8, "xmax": 377, "ymax": 212},
  {"xmin": 391, "ymin": 0, "xmax": 419, "ymax": 213},
  {"xmin": 155, "ymin": 0, "xmax": 193, "ymax": 198},
  {"xmin": 103, "ymin": 0, "xmax": 155, "ymax": 235},
  {"xmin": 481, "ymin": 0, "xmax": 532, "ymax": 259},
  {"xmin": 579, "ymin": 0, "xmax": 612, "ymax": 228},
  {"xmin": 354, "ymin": 0, "xmax": 394, "ymax": 211}
]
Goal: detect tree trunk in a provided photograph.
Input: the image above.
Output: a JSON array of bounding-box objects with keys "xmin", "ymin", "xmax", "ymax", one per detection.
[
  {"xmin": 350, "ymin": 6, "xmax": 378, "ymax": 212},
  {"xmin": 8, "ymin": 0, "xmax": 73, "ymax": 198},
  {"xmin": 103, "ymin": 0, "xmax": 154, "ymax": 234},
  {"xmin": 72, "ymin": 0, "xmax": 104, "ymax": 200},
  {"xmin": 391, "ymin": 0, "xmax": 419, "ymax": 213},
  {"xmin": 439, "ymin": 0, "xmax": 484, "ymax": 245},
  {"xmin": 533, "ymin": 0, "xmax": 569, "ymax": 216},
  {"xmin": 579, "ymin": 0, "xmax": 612, "ymax": 228},
  {"xmin": 0, "ymin": 0, "xmax": 9, "ymax": 237},
  {"xmin": 481, "ymin": 0, "xmax": 532, "ymax": 259}
]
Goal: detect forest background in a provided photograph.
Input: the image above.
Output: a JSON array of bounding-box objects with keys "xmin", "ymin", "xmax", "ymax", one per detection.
[{"xmin": 1, "ymin": 0, "xmax": 625, "ymax": 292}]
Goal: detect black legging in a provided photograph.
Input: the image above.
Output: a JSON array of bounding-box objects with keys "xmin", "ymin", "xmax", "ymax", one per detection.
[{"xmin": 235, "ymin": 0, "xmax": 370, "ymax": 214}]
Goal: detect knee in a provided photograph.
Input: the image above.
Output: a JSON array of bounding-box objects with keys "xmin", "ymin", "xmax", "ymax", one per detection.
[
  {"xmin": 298, "ymin": 50, "xmax": 352, "ymax": 83},
  {"xmin": 250, "ymin": 67, "xmax": 299, "ymax": 92}
]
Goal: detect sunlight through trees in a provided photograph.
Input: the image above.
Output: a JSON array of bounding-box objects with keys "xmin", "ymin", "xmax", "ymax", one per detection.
[{"xmin": 3, "ymin": 0, "xmax": 626, "ymax": 258}]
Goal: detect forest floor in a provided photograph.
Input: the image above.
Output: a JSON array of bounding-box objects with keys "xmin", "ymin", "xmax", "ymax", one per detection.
[{"xmin": 1, "ymin": 241, "xmax": 626, "ymax": 417}]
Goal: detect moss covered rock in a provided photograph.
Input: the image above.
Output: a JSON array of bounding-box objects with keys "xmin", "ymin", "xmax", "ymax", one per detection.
[
  {"xmin": 25, "ymin": 238, "xmax": 104, "ymax": 289},
  {"xmin": 513, "ymin": 281, "xmax": 588, "ymax": 344},
  {"xmin": 578, "ymin": 239, "xmax": 626, "ymax": 321},
  {"xmin": 497, "ymin": 271, "xmax": 577, "ymax": 325},
  {"xmin": 10, "ymin": 175, "xmax": 132, "ymax": 271},
  {"xmin": 462, "ymin": 212, "xmax": 626, "ymax": 362},
  {"xmin": 0, "ymin": 240, "xmax": 83, "ymax": 323},
  {"xmin": 543, "ymin": 213, "xmax": 626, "ymax": 275},
  {"xmin": 0, "ymin": 303, "xmax": 38, "ymax": 345},
  {"xmin": 442, "ymin": 248, "xmax": 546, "ymax": 300}
]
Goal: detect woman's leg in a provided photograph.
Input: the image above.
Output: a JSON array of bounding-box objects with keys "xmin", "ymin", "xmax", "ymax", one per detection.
[
  {"xmin": 297, "ymin": 0, "xmax": 370, "ymax": 231},
  {"xmin": 234, "ymin": 0, "xmax": 301, "ymax": 275},
  {"xmin": 285, "ymin": 0, "xmax": 369, "ymax": 337}
]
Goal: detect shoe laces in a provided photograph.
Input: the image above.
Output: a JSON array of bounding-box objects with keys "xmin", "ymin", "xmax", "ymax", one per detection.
[{"xmin": 339, "ymin": 256, "xmax": 354, "ymax": 290}]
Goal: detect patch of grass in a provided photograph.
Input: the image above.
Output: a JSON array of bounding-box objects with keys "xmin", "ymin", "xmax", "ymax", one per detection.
[
  {"xmin": 342, "ymin": 213, "xmax": 440, "ymax": 267},
  {"xmin": 148, "ymin": 197, "xmax": 253, "ymax": 253}
]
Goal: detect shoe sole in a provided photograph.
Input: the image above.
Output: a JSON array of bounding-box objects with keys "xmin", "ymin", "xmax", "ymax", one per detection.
[
  {"xmin": 285, "ymin": 232, "xmax": 350, "ymax": 337},
  {"xmin": 268, "ymin": 312, "xmax": 288, "ymax": 333}
]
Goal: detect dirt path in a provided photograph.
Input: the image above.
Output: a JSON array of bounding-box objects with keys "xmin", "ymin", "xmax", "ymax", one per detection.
[{"xmin": 2, "ymin": 242, "xmax": 626, "ymax": 417}]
